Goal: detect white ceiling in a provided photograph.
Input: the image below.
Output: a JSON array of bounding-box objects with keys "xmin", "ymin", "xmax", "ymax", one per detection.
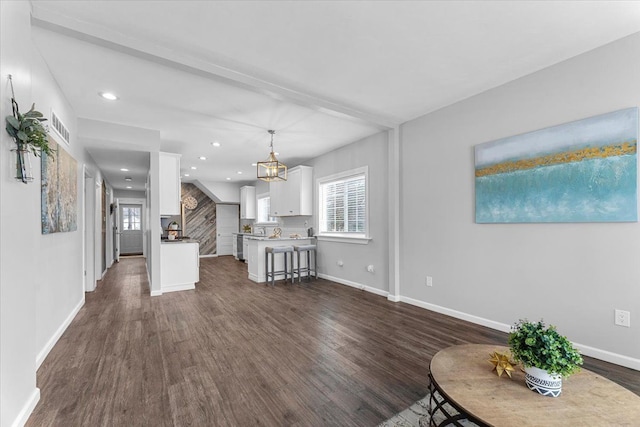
[{"xmin": 29, "ymin": 1, "xmax": 640, "ymax": 191}]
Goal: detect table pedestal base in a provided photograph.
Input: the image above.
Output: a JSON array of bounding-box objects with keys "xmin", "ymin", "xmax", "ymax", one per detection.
[{"xmin": 428, "ymin": 373, "xmax": 485, "ymax": 427}]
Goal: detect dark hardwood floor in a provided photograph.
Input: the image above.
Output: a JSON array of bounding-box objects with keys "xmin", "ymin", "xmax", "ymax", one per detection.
[{"xmin": 27, "ymin": 256, "xmax": 640, "ymax": 426}]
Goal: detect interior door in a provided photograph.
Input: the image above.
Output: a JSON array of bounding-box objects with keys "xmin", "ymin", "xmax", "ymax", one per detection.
[
  {"xmin": 113, "ymin": 199, "xmax": 120, "ymax": 262},
  {"xmin": 120, "ymin": 203, "xmax": 144, "ymax": 255},
  {"xmin": 216, "ymin": 204, "xmax": 239, "ymax": 256}
]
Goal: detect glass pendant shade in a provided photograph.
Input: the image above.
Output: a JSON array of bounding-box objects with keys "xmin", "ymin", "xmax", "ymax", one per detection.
[{"xmin": 257, "ymin": 130, "xmax": 287, "ymax": 182}]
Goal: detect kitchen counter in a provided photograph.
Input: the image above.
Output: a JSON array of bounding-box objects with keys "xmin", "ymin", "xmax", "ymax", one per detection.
[
  {"xmin": 161, "ymin": 238, "xmax": 198, "ymax": 244},
  {"xmin": 244, "ymin": 235, "xmax": 311, "ymax": 241},
  {"xmin": 245, "ymin": 237, "xmax": 313, "ymax": 283}
]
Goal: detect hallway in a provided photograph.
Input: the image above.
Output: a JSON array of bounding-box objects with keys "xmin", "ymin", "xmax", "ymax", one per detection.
[{"xmin": 27, "ymin": 257, "xmax": 640, "ymax": 426}]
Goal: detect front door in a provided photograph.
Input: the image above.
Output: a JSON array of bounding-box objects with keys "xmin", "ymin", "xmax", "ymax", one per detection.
[
  {"xmin": 216, "ymin": 204, "xmax": 239, "ymax": 256},
  {"xmin": 120, "ymin": 203, "xmax": 143, "ymax": 255}
]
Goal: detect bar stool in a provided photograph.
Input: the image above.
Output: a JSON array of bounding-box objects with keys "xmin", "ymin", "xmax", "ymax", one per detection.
[
  {"xmin": 293, "ymin": 244, "xmax": 317, "ymax": 283},
  {"xmin": 264, "ymin": 246, "xmax": 294, "ymax": 286}
]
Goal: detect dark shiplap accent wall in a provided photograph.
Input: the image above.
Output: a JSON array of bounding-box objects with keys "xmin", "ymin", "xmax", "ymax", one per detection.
[{"xmin": 182, "ymin": 183, "xmax": 216, "ymax": 255}]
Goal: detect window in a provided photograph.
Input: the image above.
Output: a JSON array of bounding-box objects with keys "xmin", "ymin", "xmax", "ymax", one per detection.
[
  {"xmin": 122, "ymin": 206, "xmax": 141, "ymax": 230},
  {"xmin": 318, "ymin": 167, "xmax": 368, "ymax": 242},
  {"xmin": 256, "ymin": 194, "xmax": 276, "ymax": 223}
]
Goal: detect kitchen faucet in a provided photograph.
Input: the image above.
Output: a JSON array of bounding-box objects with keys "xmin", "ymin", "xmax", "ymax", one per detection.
[{"xmin": 256, "ymin": 226, "xmax": 266, "ymax": 236}]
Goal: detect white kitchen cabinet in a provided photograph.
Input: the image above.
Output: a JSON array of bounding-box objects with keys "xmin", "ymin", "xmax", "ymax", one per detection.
[
  {"xmin": 242, "ymin": 236, "xmax": 250, "ymax": 264},
  {"xmin": 160, "ymin": 241, "xmax": 199, "ymax": 293},
  {"xmin": 269, "ymin": 165, "xmax": 312, "ymax": 216},
  {"xmin": 159, "ymin": 152, "xmax": 181, "ymax": 215},
  {"xmin": 240, "ymin": 185, "xmax": 256, "ymax": 219}
]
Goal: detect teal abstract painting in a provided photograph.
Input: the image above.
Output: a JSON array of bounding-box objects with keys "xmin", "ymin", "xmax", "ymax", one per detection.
[{"xmin": 475, "ymin": 108, "xmax": 638, "ymax": 223}]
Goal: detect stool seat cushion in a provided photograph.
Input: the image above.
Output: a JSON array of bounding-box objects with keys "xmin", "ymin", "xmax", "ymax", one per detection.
[
  {"xmin": 266, "ymin": 246, "xmax": 294, "ymax": 253},
  {"xmin": 293, "ymin": 244, "xmax": 316, "ymax": 251}
]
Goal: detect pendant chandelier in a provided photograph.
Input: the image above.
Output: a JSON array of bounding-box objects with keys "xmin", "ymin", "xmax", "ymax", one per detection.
[{"xmin": 257, "ymin": 130, "xmax": 287, "ymax": 182}]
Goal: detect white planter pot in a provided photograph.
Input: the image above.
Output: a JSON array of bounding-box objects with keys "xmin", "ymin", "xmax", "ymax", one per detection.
[{"xmin": 524, "ymin": 366, "xmax": 562, "ymax": 397}]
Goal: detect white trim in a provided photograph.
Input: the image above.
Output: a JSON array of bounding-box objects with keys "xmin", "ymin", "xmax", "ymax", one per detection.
[
  {"xmin": 36, "ymin": 297, "xmax": 85, "ymax": 369},
  {"xmin": 199, "ymin": 254, "xmax": 217, "ymax": 258},
  {"xmin": 399, "ymin": 296, "xmax": 511, "ymax": 333},
  {"xmin": 387, "ymin": 294, "xmax": 401, "ymax": 302},
  {"xmin": 316, "ymin": 235, "xmax": 371, "ymax": 245},
  {"xmin": 319, "ymin": 273, "xmax": 388, "ymax": 297},
  {"xmin": 11, "ymin": 388, "xmax": 40, "ymax": 427},
  {"xmin": 150, "ymin": 290, "xmax": 163, "ymax": 297},
  {"xmin": 574, "ymin": 342, "xmax": 640, "ymax": 371},
  {"xmin": 399, "ymin": 295, "xmax": 640, "ymax": 371},
  {"xmin": 162, "ymin": 283, "xmax": 196, "ymax": 293}
]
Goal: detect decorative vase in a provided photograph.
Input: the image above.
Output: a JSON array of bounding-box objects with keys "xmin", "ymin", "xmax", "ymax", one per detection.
[
  {"xmin": 524, "ymin": 366, "xmax": 562, "ymax": 397},
  {"xmin": 11, "ymin": 148, "xmax": 34, "ymax": 183}
]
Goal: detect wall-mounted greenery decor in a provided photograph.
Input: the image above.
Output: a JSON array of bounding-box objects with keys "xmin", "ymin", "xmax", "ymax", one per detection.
[{"xmin": 4, "ymin": 75, "xmax": 54, "ymax": 183}]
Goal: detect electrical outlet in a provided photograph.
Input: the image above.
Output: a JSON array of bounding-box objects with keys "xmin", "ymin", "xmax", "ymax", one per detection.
[
  {"xmin": 615, "ymin": 309, "xmax": 631, "ymax": 327},
  {"xmin": 367, "ymin": 265, "xmax": 375, "ymax": 273},
  {"xmin": 426, "ymin": 276, "xmax": 433, "ymax": 287}
]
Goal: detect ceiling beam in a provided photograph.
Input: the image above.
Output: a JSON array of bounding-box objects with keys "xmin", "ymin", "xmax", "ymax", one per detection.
[{"xmin": 31, "ymin": 7, "xmax": 400, "ymax": 130}]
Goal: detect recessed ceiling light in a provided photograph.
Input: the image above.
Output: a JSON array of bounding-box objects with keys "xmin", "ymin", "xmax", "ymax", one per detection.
[
  {"xmin": 120, "ymin": 168, "xmax": 129, "ymax": 172},
  {"xmin": 251, "ymin": 163, "xmax": 257, "ymax": 167},
  {"xmin": 199, "ymin": 156, "xmax": 207, "ymax": 160},
  {"xmin": 211, "ymin": 142, "xmax": 221, "ymax": 147},
  {"xmin": 191, "ymin": 166, "xmax": 197, "ymax": 170},
  {"xmin": 184, "ymin": 173, "xmax": 190, "ymax": 177},
  {"xmin": 237, "ymin": 171, "xmax": 243, "ymax": 174},
  {"xmin": 124, "ymin": 177, "xmax": 132, "ymax": 182},
  {"xmin": 99, "ymin": 92, "xmax": 118, "ymax": 101},
  {"xmin": 125, "ymin": 186, "xmax": 132, "ymax": 189},
  {"xmin": 226, "ymin": 177, "xmax": 231, "ymax": 181},
  {"xmin": 274, "ymin": 152, "xmax": 280, "ymax": 156}
]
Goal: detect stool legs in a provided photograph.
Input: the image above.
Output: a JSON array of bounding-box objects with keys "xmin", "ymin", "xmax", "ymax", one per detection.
[{"xmin": 265, "ymin": 247, "xmax": 294, "ymax": 286}]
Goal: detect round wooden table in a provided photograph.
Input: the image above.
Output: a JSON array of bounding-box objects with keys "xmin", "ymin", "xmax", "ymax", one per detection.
[{"xmin": 428, "ymin": 344, "xmax": 640, "ymax": 426}]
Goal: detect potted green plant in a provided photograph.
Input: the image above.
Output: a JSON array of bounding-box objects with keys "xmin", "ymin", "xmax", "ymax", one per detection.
[
  {"xmin": 508, "ymin": 319, "xmax": 583, "ymax": 397},
  {"xmin": 5, "ymin": 100, "xmax": 54, "ymax": 183}
]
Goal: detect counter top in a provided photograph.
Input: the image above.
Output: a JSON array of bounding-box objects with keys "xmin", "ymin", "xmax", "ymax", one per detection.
[
  {"xmin": 161, "ymin": 239, "xmax": 199, "ymax": 244},
  {"xmin": 244, "ymin": 236, "xmax": 312, "ymax": 241}
]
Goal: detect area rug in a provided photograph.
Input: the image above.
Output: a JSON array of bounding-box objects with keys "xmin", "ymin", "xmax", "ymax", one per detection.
[{"xmin": 377, "ymin": 393, "xmax": 473, "ymax": 427}]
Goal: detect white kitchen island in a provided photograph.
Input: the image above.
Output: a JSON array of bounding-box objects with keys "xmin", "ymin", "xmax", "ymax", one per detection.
[
  {"xmin": 245, "ymin": 236, "xmax": 313, "ymax": 283},
  {"xmin": 160, "ymin": 240, "xmax": 199, "ymax": 293}
]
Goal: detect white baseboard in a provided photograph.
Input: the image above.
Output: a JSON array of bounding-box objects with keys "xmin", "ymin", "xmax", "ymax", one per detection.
[
  {"xmin": 150, "ymin": 290, "xmax": 163, "ymax": 297},
  {"xmin": 161, "ymin": 283, "xmax": 196, "ymax": 294},
  {"xmin": 319, "ymin": 273, "xmax": 388, "ymax": 298},
  {"xmin": 400, "ymin": 296, "xmax": 511, "ymax": 333},
  {"xmin": 200, "ymin": 254, "xmax": 217, "ymax": 258},
  {"xmin": 11, "ymin": 387, "xmax": 40, "ymax": 427},
  {"xmin": 387, "ymin": 294, "xmax": 401, "ymax": 302},
  {"xmin": 399, "ymin": 295, "xmax": 640, "ymax": 371},
  {"xmin": 36, "ymin": 297, "xmax": 85, "ymax": 369},
  {"xmin": 574, "ymin": 342, "xmax": 640, "ymax": 371}
]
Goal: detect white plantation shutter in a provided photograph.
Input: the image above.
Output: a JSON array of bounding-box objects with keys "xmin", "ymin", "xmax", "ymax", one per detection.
[{"xmin": 320, "ymin": 172, "xmax": 366, "ymax": 235}]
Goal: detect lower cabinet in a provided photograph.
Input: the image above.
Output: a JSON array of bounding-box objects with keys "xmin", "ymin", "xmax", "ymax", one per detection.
[{"xmin": 160, "ymin": 242, "xmax": 199, "ymax": 293}]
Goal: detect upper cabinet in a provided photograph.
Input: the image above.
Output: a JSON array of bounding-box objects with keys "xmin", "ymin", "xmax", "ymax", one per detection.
[
  {"xmin": 159, "ymin": 152, "xmax": 181, "ymax": 215},
  {"xmin": 270, "ymin": 166, "xmax": 313, "ymax": 216},
  {"xmin": 240, "ymin": 185, "xmax": 256, "ymax": 219}
]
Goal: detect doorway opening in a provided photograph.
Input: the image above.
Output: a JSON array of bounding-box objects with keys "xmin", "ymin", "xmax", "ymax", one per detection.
[{"xmin": 119, "ymin": 203, "xmax": 144, "ymax": 256}]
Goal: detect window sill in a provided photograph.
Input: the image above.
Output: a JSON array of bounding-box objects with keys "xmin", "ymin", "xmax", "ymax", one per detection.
[{"xmin": 315, "ymin": 235, "xmax": 371, "ymax": 245}]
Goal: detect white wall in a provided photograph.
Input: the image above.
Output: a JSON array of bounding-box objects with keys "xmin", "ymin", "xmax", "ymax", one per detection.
[
  {"xmin": 273, "ymin": 131, "xmax": 390, "ymax": 294},
  {"xmin": 401, "ymin": 32, "xmax": 640, "ymax": 367},
  {"xmin": 195, "ymin": 180, "xmax": 242, "ymax": 203},
  {"xmin": 1, "ymin": 3, "xmax": 106, "ymax": 425},
  {"xmin": 0, "ymin": 4, "xmax": 41, "ymax": 426},
  {"xmin": 31, "ymin": 45, "xmax": 87, "ymax": 369}
]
